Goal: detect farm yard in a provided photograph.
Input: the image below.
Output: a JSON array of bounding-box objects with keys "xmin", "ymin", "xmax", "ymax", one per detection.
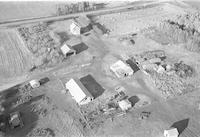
[
  {"xmin": 0, "ymin": 1, "xmax": 200, "ymax": 137},
  {"xmin": 0, "ymin": 29, "xmax": 33, "ymax": 82}
]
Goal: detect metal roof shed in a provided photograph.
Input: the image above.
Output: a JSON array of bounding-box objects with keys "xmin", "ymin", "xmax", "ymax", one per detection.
[
  {"xmin": 110, "ymin": 60, "xmax": 133, "ymax": 78},
  {"xmin": 164, "ymin": 128, "xmax": 179, "ymax": 137},
  {"xmin": 60, "ymin": 43, "xmax": 76, "ymax": 57},
  {"xmin": 118, "ymin": 99, "xmax": 132, "ymax": 111},
  {"xmin": 65, "ymin": 78, "xmax": 94, "ymax": 105}
]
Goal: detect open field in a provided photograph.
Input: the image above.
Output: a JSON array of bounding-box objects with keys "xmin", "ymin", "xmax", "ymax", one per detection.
[
  {"xmin": 95, "ymin": 3, "xmax": 185, "ymax": 37},
  {"xmin": 0, "ymin": 29, "xmax": 33, "ymax": 81}
]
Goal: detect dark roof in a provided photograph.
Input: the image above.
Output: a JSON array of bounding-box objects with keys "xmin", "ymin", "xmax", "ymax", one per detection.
[{"xmin": 126, "ymin": 59, "xmax": 140, "ymax": 72}]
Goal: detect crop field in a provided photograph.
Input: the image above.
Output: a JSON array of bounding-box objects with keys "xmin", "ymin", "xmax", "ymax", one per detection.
[
  {"xmin": 0, "ymin": 2, "xmax": 60, "ymax": 22},
  {"xmin": 0, "ymin": 29, "xmax": 33, "ymax": 80}
]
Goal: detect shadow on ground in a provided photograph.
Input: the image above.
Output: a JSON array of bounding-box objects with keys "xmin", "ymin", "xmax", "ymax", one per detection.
[
  {"xmin": 0, "ymin": 84, "xmax": 44, "ymax": 137},
  {"xmin": 80, "ymin": 74, "xmax": 105, "ymax": 99},
  {"xmin": 171, "ymin": 118, "xmax": 189, "ymax": 135},
  {"xmin": 56, "ymin": 32, "xmax": 70, "ymax": 44}
]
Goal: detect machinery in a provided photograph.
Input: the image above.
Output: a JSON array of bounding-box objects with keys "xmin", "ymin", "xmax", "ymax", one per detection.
[{"xmin": 9, "ymin": 111, "xmax": 24, "ymax": 129}]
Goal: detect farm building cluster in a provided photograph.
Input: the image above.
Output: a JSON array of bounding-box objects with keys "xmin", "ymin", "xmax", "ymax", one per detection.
[
  {"xmin": 17, "ymin": 16, "xmax": 93, "ymax": 69},
  {"xmin": 1, "ymin": 1, "xmax": 200, "ymax": 137}
]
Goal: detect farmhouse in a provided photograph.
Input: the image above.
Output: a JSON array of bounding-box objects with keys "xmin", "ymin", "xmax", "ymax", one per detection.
[
  {"xmin": 164, "ymin": 128, "xmax": 179, "ymax": 137},
  {"xmin": 60, "ymin": 43, "xmax": 76, "ymax": 57},
  {"xmin": 65, "ymin": 78, "xmax": 94, "ymax": 105},
  {"xmin": 70, "ymin": 16, "xmax": 92, "ymax": 35},
  {"xmin": 110, "ymin": 60, "xmax": 134, "ymax": 78}
]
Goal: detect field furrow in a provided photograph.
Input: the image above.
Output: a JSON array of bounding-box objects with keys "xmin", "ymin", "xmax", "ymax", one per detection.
[{"xmin": 0, "ymin": 29, "xmax": 33, "ymax": 80}]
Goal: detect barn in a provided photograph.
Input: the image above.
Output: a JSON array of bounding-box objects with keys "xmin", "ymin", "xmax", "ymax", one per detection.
[{"xmin": 65, "ymin": 78, "xmax": 94, "ymax": 105}]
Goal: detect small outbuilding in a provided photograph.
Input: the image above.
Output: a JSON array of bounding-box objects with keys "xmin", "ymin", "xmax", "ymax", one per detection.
[
  {"xmin": 118, "ymin": 99, "xmax": 132, "ymax": 111},
  {"xmin": 164, "ymin": 128, "xmax": 179, "ymax": 137},
  {"xmin": 110, "ymin": 60, "xmax": 134, "ymax": 78},
  {"xmin": 60, "ymin": 43, "xmax": 76, "ymax": 57},
  {"xmin": 65, "ymin": 78, "xmax": 94, "ymax": 105},
  {"xmin": 157, "ymin": 65, "xmax": 165, "ymax": 74},
  {"xmin": 29, "ymin": 80, "xmax": 40, "ymax": 88}
]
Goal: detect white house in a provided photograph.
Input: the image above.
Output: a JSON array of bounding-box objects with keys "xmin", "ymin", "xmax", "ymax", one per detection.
[
  {"xmin": 164, "ymin": 128, "xmax": 179, "ymax": 137},
  {"xmin": 65, "ymin": 78, "xmax": 94, "ymax": 105},
  {"xmin": 60, "ymin": 43, "xmax": 76, "ymax": 57},
  {"xmin": 110, "ymin": 60, "xmax": 134, "ymax": 78},
  {"xmin": 70, "ymin": 16, "xmax": 92, "ymax": 35},
  {"xmin": 70, "ymin": 21, "xmax": 81, "ymax": 35}
]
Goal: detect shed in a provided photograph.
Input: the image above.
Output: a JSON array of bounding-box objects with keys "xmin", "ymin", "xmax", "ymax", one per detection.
[
  {"xmin": 60, "ymin": 43, "xmax": 76, "ymax": 57},
  {"xmin": 65, "ymin": 78, "xmax": 94, "ymax": 105},
  {"xmin": 157, "ymin": 65, "xmax": 165, "ymax": 73},
  {"xmin": 164, "ymin": 128, "xmax": 179, "ymax": 137},
  {"xmin": 118, "ymin": 99, "xmax": 132, "ymax": 111},
  {"xmin": 110, "ymin": 60, "xmax": 133, "ymax": 78},
  {"xmin": 29, "ymin": 80, "xmax": 40, "ymax": 88}
]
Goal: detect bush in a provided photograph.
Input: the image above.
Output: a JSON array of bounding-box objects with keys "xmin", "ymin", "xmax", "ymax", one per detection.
[
  {"xmin": 146, "ymin": 13, "xmax": 200, "ymax": 53},
  {"xmin": 149, "ymin": 71, "xmax": 185, "ymax": 98},
  {"xmin": 174, "ymin": 61, "xmax": 194, "ymax": 78}
]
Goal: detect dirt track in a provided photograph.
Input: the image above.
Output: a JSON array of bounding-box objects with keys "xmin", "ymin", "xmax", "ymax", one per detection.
[{"xmin": 0, "ymin": 1, "xmax": 160, "ymax": 28}]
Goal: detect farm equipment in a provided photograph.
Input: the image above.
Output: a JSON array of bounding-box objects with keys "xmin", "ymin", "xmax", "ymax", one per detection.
[
  {"xmin": 27, "ymin": 128, "xmax": 54, "ymax": 137},
  {"xmin": 9, "ymin": 111, "xmax": 24, "ymax": 129},
  {"xmin": 138, "ymin": 111, "xmax": 151, "ymax": 120},
  {"xmin": 114, "ymin": 86, "xmax": 127, "ymax": 102}
]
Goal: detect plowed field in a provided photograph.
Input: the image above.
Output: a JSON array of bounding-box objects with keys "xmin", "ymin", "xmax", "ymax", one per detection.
[{"xmin": 0, "ymin": 29, "xmax": 33, "ymax": 79}]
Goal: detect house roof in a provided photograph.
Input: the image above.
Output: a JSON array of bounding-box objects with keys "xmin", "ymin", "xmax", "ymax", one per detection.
[
  {"xmin": 74, "ymin": 16, "xmax": 90, "ymax": 27},
  {"xmin": 164, "ymin": 128, "xmax": 179, "ymax": 137},
  {"xmin": 66, "ymin": 37, "xmax": 82, "ymax": 47},
  {"xmin": 60, "ymin": 44, "xmax": 75, "ymax": 55},
  {"xmin": 110, "ymin": 60, "xmax": 133, "ymax": 77},
  {"xmin": 118, "ymin": 99, "xmax": 132, "ymax": 111},
  {"xmin": 65, "ymin": 78, "xmax": 93, "ymax": 103}
]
